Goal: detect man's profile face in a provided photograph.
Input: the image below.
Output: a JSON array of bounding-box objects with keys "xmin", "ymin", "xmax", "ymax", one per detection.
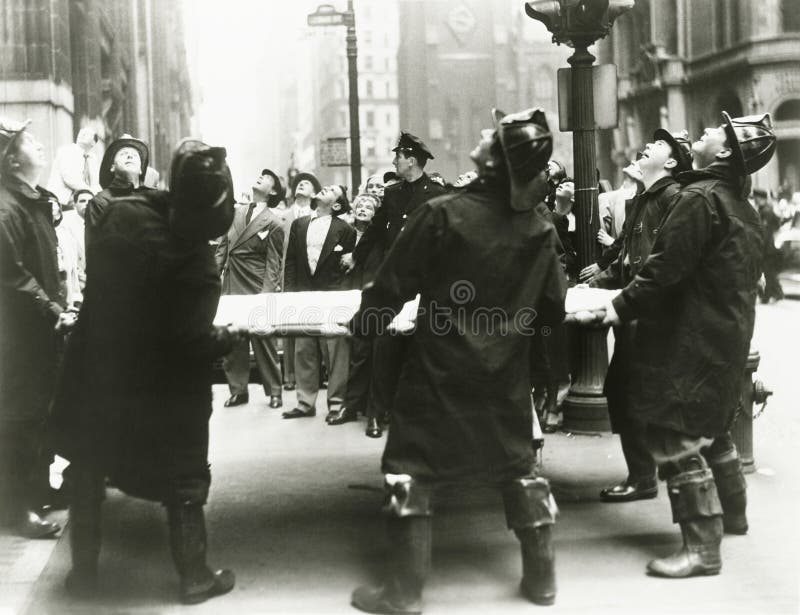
[
  {"xmin": 253, "ymin": 172, "xmax": 275, "ymax": 197},
  {"xmin": 111, "ymin": 147, "xmax": 142, "ymax": 176},
  {"xmin": 638, "ymin": 140, "xmax": 674, "ymax": 174},
  {"xmin": 294, "ymin": 179, "xmax": 315, "ymax": 198},
  {"xmin": 74, "ymin": 192, "xmax": 92, "ymax": 217},
  {"xmin": 316, "ymin": 184, "xmax": 343, "ymax": 208},
  {"xmin": 692, "ymin": 125, "xmax": 728, "ymax": 166},
  {"xmin": 393, "ymin": 151, "xmax": 414, "ymax": 177},
  {"xmin": 469, "ymin": 129, "xmax": 496, "ymax": 171}
]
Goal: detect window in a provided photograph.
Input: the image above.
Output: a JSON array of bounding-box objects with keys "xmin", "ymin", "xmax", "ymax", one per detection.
[
  {"xmin": 782, "ymin": 0, "xmax": 800, "ymax": 32},
  {"xmin": 366, "ymin": 110, "xmax": 375, "ymax": 128},
  {"xmin": 367, "ymin": 145, "xmax": 376, "ymax": 158},
  {"xmin": 385, "ymin": 81, "xmax": 391, "ymax": 98},
  {"xmin": 365, "ymin": 55, "xmax": 373, "ymax": 70},
  {"xmin": 339, "ymin": 111, "xmax": 347, "ymax": 128},
  {"xmin": 366, "ymin": 80, "xmax": 373, "ymax": 97},
  {"xmin": 386, "ymin": 112, "xmax": 392, "ymax": 127}
]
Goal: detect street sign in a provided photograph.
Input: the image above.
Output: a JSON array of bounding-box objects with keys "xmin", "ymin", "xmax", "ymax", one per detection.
[
  {"xmin": 307, "ymin": 5, "xmax": 352, "ymax": 27},
  {"xmin": 557, "ymin": 64, "xmax": 618, "ymax": 132},
  {"xmin": 320, "ymin": 137, "xmax": 350, "ymax": 166}
]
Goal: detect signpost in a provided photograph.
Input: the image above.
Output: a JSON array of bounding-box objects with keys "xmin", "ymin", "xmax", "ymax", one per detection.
[
  {"xmin": 320, "ymin": 137, "xmax": 350, "ymax": 166},
  {"xmin": 307, "ymin": 2, "xmax": 362, "ymax": 190}
]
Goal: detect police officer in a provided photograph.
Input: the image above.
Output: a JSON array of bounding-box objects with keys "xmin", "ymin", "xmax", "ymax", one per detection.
[
  {"xmin": 52, "ymin": 140, "xmax": 242, "ymax": 604},
  {"xmin": 592, "ymin": 129, "xmax": 693, "ymax": 503},
  {"xmin": 343, "ymin": 132, "xmax": 447, "ymax": 438},
  {"xmin": 603, "ymin": 112, "xmax": 776, "ymax": 578},
  {"xmin": 349, "ymin": 109, "xmax": 566, "ymax": 613}
]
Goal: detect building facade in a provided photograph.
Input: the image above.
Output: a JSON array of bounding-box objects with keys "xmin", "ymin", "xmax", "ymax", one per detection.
[
  {"xmin": 281, "ymin": 0, "xmax": 400, "ymax": 192},
  {"xmin": 0, "ymin": 0, "xmax": 193, "ymax": 183},
  {"xmin": 598, "ymin": 0, "xmax": 800, "ymax": 192}
]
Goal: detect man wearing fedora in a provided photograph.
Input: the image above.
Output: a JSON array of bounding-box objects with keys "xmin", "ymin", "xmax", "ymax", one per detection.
[
  {"xmin": 342, "ymin": 132, "xmax": 446, "ymax": 438},
  {"xmin": 603, "ymin": 112, "xmax": 776, "ymax": 578},
  {"xmin": 591, "ymin": 129, "xmax": 694, "ymax": 504},
  {"xmin": 216, "ymin": 168, "xmax": 285, "ymax": 409},
  {"xmin": 0, "ymin": 118, "xmax": 74, "ymax": 539},
  {"xmin": 84, "ymin": 134, "xmax": 151, "ymax": 251}
]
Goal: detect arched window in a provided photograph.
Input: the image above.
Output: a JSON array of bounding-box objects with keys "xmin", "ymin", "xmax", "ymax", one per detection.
[
  {"xmin": 782, "ymin": 0, "xmax": 800, "ymax": 32},
  {"xmin": 775, "ymin": 99, "xmax": 800, "ymax": 122}
]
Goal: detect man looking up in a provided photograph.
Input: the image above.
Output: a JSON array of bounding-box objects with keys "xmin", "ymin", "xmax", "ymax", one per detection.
[
  {"xmin": 85, "ymin": 134, "xmax": 150, "ymax": 250},
  {"xmin": 216, "ymin": 168, "xmax": 285, "ymax": 409},
  {"xmin": 603, "ymin": 113, "xmax": 776, "ymax": 578},
  {"xmin": 591, "ymin": 129, "xmax": 693, "ymax": 503}
]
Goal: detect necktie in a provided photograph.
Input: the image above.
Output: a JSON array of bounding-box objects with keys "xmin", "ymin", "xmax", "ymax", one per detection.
[
  {"xmin": 82, "ymin": 153, "xmax": 91, "ymax": 186},
  {"xmin": 246, "ymin": 202, "xmax": 257, "ymax": 225}
]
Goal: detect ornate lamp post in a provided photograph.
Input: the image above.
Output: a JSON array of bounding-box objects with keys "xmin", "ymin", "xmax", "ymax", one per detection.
[{"xmin": 525, "ymin": 0, "xmax": 633, "ymax": 431}]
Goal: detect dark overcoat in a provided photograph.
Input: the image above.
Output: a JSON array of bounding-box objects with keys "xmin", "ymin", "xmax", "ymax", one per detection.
[
  {"xmin": 215, "ymin": 203, "xmax": 284, "ymax": 294},
  {"xmin": 84, "ymin": 177, "xmax": 153, "ymax": 250},
  {"xmin": 0, "ymin": 178, "xmax": 66, "ymax": 423},
  {"xmin": 352, "ymin": 173, "xmax": 446, "ymax": 266},
  {"xmin": 352, "ymin": 180, "xmax": 566, "ymax": 482},
  {"xmin": 612, "ymin": 164, "xmax": 763, "ymax": 437},
  {"xmin": 51, "ymin": 191, "xmax": 233, "ymax": 502}
]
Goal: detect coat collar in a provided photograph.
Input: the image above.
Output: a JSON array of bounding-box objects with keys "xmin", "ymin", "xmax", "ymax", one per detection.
[
  {"xmin": 641, "ymin": 175, "xmax": 677, "ymax": 196},
  {"xmin": 233, "ymin": 203, "xmax": 277, "ymax": 248}
]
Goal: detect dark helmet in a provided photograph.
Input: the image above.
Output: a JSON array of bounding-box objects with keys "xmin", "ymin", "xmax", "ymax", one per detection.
[
  {"xmin": 99, "ymin": 134, "xmax": 149, "ymax": 189},
  {"xmin": 722, "ymin": 112, "xmax": 777, "ymax": 175},
  {"xmin": 652, "ymin": 128, "xmax": 693, "ymax": 173},
  {"xmin": 169, "ymin": 138, "xmax": 234, "ymax": 241},
  {"xmin": 492, "ymin": 108, "xmax": 553, "ymax": 211},
  {"xmin": 493, "ymin": 108, "xmax": 553, "ymax": 182},
  {"xmin": 0, "ymin": 117, "xmax": 31, "ymax": 166}
]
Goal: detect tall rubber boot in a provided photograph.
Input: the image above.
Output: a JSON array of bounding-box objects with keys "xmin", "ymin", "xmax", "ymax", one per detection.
[
  {"xmin": 503, "ymin": 476, "xmax": 558, "ymax": 606},
  {"xmin": 167, "ymin": 504, "xmax": 235, "ymax": 605},
  {"xmin": 646, "ymin": 468, "xmax": 723, "ymax": 578},
  {"xmin": 64, "ymin": 466, "xmax": 104, "ymax": 596},
  {"xmin": 706, "ymin": 451, "xmax": 748, "ymax": 535},
  {"xmin": 352, "ymin": 475, "xmax": 433, "ymax": 614}
]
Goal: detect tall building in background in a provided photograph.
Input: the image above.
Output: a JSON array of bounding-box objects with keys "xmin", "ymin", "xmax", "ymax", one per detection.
[
  {"xmin": 0, "ymin": 0, "xmax": 192, "ymax": 182},
  {"xmin": 598, "ymin": 0, "xmax": 800, "ymax": 191},
  {"xmin": 281, "ymin": 0, "xmax": 400, "ymax": 192},
  {"xmin": 396, "ymin": 0, "xmax": 570, "ymax": 182}
]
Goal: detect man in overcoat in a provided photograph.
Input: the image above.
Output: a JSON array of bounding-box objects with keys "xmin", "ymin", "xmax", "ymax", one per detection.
[
  {"xmin": 592, "ymin": 129, "xmax": 693, "ymax": 503},
  {"xmin": 84, "ymin": 134, "xmax": 150, "ymax": 250},
  {"xmin": 282, "ymin": 185, "xmax": 356, "ymax": 420},
  {"xmin": 216, "ymin": 168, "xmax": 285, "ymax": 409},
  {"xmin": 342, "ymin": 132, "xmax": 447, "ymax": 438},
  {"xmin": 603, "ymin": 112, "xmax": 776, "ymax": 578},
  {"xmin": 0, "ymin": 118, "xmax": 73, "ymax": 538},
  {"xmin": 52, "ymin": 139, "xmax": 242, "ymax": 604},
  {"xmin": 349, "ymin": 109, "xmax": 567, "ymax": 613}
]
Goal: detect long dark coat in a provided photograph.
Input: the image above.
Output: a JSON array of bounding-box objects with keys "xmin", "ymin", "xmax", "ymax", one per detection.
[
  {"xmin": 594, "ymin": 176, "xmax": 681, "ymax": 432},
  {"xmin": 612, "ymin": 163, "xmax": 763, "ymax": 437},
  {"xmin": 352, "ymin": 173, "xmax": 446, "ymax": 266},
  {"xmin": 84, "ymin": 177, "xmax": 153, "ymax": 250},
  {"xmin": 352, "ymin": 180, "xmax": 566, "ymax": 482},
  {"xmin": 51, "ymin": 191, "xmax": 233, "ymax": 502},
  {"xmin": 0, "ymin": 179, "xmax": 65, "ymax": 423},
  {"xmin": 215, "ymin": 203, "xmax": 284, "ymax": 294}
]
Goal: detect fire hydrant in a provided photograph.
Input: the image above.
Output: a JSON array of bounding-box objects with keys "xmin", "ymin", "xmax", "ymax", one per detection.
[{"xmin": 730, "ymin": 348, "xmax": 773, "ymax": 474}]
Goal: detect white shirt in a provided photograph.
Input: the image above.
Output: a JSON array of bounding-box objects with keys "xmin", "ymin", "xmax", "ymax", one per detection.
[
  {"xmin": 47, "ymin": 143, "xmax": 101, "ymax": 204},
  {"xmin": 306, "ymin": 214, "xmax": 332, "ymax": 274},
  {"xmin": 247, "ymin": 201, "xmax": 267, "ymax": 224},
  {"xmin": 293, "ymin": 201, "xmax": 313, "ymax": 220}
]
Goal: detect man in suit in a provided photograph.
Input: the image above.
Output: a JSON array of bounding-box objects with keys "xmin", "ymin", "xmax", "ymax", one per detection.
[
  {"xmin": 216, "ymin": 168, "xmax": 285, "ymax": 408},
  {"xmin": 342, "ymin": 132, "xmax": 447, "ymax": 437},
  {"xmin": 282, "ymin": 184, "xmax": 356, "ymax": 420}
]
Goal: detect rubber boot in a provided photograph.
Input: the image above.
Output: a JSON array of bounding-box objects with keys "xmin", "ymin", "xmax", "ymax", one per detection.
[
  {"xmin": 503, "ymin": 476, "xmax": 558, "ymax": 606},
  {"xmin": 646, "ymin": 469, "xmax": 723, "ymax": 578},
  {"xmin": 64, "ymin": 466, "xmax": 104, "ymax": 596},
  {"xmin": 352, "ymin": 476, "xmax": 432, "ymax": 614},
  {"xmin": 167, "ymin": 504, "xmax": 235, "ymax": 605},
  {"xmin": 707, "ymin": 453, "xmax": 748, "ymax": 535}
]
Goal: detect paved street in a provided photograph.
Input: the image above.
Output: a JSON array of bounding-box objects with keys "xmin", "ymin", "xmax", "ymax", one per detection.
[{"xmin": 7, "ymin": 301, "xmax": 800, "ymax": 615}]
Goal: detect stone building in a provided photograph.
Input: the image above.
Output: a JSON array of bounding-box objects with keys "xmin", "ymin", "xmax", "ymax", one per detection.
[
  {"xmin": 598, "ymin": 0, "xmax": 800, "ymax": 192},
  {"xmin": 0, "ymin": 0, "xmax": 193, "ymax": 182}
]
